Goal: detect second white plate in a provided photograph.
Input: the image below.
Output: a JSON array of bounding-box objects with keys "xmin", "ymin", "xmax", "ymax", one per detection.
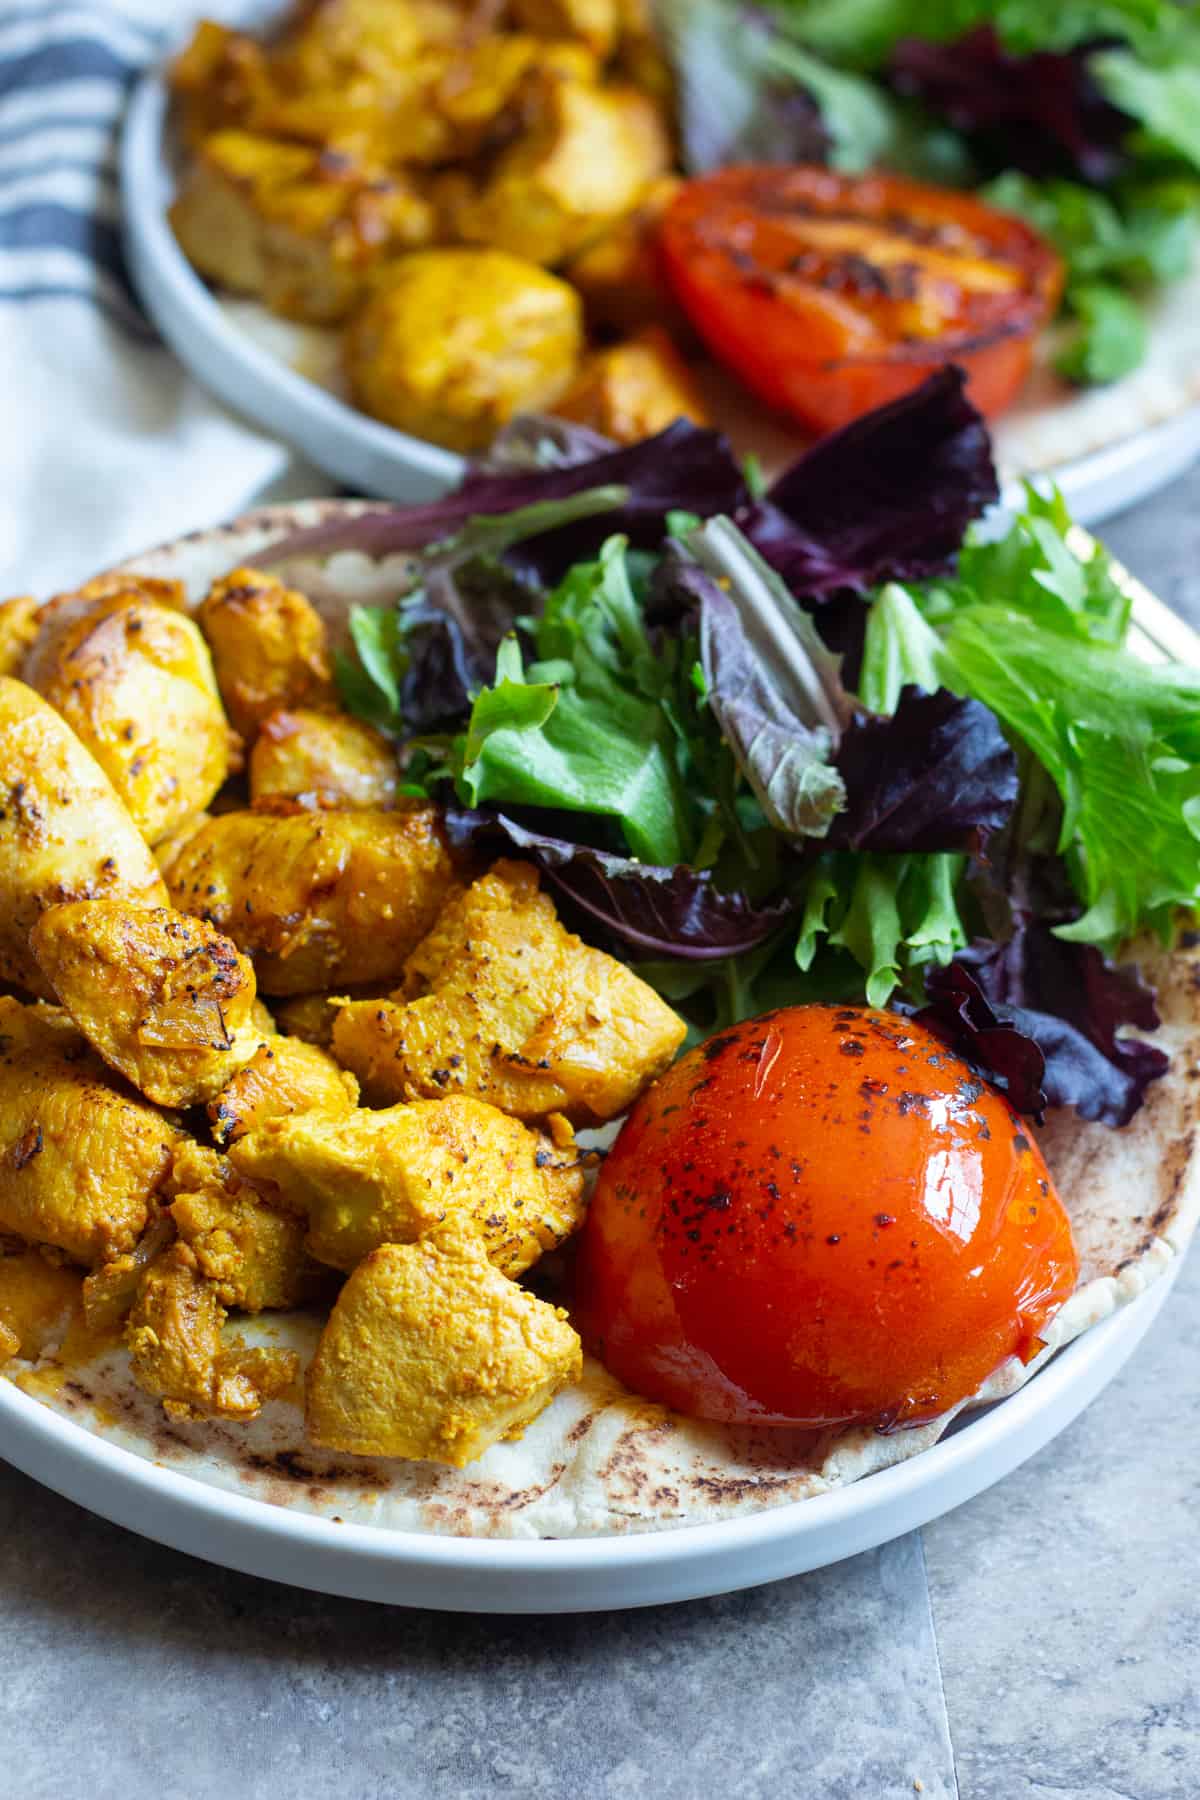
[{"xmin": 121, "ymin": 71, "xmax": 1200, "ymax": 524}]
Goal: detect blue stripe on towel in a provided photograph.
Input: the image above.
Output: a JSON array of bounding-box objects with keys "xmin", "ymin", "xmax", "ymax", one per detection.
[{"xmin": 0, "ymin": 2, "xmax": 163, "ymax": 335}]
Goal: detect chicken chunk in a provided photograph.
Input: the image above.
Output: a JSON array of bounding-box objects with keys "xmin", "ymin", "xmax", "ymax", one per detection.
[
  {"xmin": 332, "ymin": 860, "xmax": 685, "ymax": 1124},
  {"xmin": 198, "ymin": 567, "xmax": 335, "ymax": 741},
  {"xmin": 429, "ymin": 33, "xmax": 599, "ymax": 156},
  {"xmin": 271, "ymin": 991, "xmax": 341, "ymax": 1048},
  {"xmin": 168, "ymin": 1141, "xmax": 328, "ymax": 1311},
  {"xmin": 266, "ymin": 30, "xmax": 601, "ymax": 168},
  {"xmin": 563, "ymin": 175, "xmax": 686, "ymax": 333},
  {"xmin": 443, "ymin": 71, "xmax": 671, "ymax": 267},
  {"xmin": 249, "ymin": 706, "xmax": 399, "ymax": 809},
  {"xmin": 0, "ymin": 998, "xmax": 180, "ymax": 1266},
  {"xmin": 171, "ymin": 129, "xmax": 435, "ymax": 324},
  {"xmin": 0, "ymin": 678, "xmax": 168, "ymax": 994},
  {"xmin": 22, "ymin": 579, "xmax": 237, "ymax": 845},
  {"xmin": 305, "ymin": 1223, "xmax": 582, "ymax": 1464},
  {"xmin": 29, "ymin": 901, "xmax": 263, "ymax": 1109},
  {"xmin": 0, "ymin": 1246, "xmax": 83, "ymax": 1361},
  {"xmin": 125, "ymin": 1242, "xmax": 298, "ymax": 1421},
  {"xmin": 509, "ymin": 0, "xmax": 618, "ymax": 57},
  {"xmin": 273, "ymin": 0, "xmax": 465, "ymax": 102},
  {"xmin": 170, "ymin": 19, "xmax": 275, "ymax": 147},
  {"xmin": 228, "ymin": 1095, "xmax": 587, "ymax": 1275},
  {"xmin": 556, "ymin": 327, "xmax": 711, "ymax": 443},
  {"xmin": 164, "ymin": 804, "xmax": 459, "ymax": 993},
  {"xmin": 0, "ymin": 595, "xmax": 42, "ymax": 677},
  {"xmin": 343, "ymin": 249, "xmax": 583, "ymax": 451},
  {"xmin": 260, "ymin": 2, "xmax": 515, "ymax": 166},
  {"xmin": 80, "ymin": 1209, "xmax": 174, "ymax": 1333},
  {"xmin": 207, "ymin": 1035, "xmax": 359, "ymax": 1148},
  {"xmin": 612, "ymin": 0, "xmax": 674, "ymax": 102}
]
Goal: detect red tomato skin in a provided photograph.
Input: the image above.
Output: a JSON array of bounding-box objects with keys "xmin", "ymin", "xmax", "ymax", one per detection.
[
  {"xmin": 658, "ymin": 165, "xmax": 1063, "ymax": 434},
  {"xmin": 573, "ymin": 1006, "xmax": 1079, "ymax": 1429}
]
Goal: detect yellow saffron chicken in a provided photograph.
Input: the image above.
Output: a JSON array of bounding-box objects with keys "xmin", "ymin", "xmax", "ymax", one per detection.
[
  {"xmin": 249, "ymin": 706, "xmax": 400, "ymax": 809},
  {"xmin": 198, "ymin": 566, "xmax": 335, "ymax": 740},
  {"xmin": 306, "ymin": 1222, "xmax": 583, "ymax": 1465},
  {"xmin": 29, "ymin": 900, "xmax": 264, "ymax": 1109},
  {"xmin": 0, "ymin": 547, "xmax": 686, "ymax": 1469},
  {"xmin": 162, "ymin": 803, "xmax": 459, "ymax": 993},
  {"xmin": 0, "ymin": 677, "xmax": 168, "ymax": 993},
  {"xmin": 21, "ymin": 576, "xmax": 237, "ymax": 845},
  {"xmin": 167, "ymin": 0, "xmax": 696, "ymax": 450},
  {"xmin": 208, "ymin": 1035, "xmax": 359, "ymax": 1147},
  {"xmin": 332, "ymin": 859, "xmax": 687, "ymax": 1124},
  {"xmin": 0, "ymin": 997, "xmax": 181, "ymax": 1266},
  {"xmin": 228, "ymin": 1094, "xmax": 587, "ymax": 1276}
]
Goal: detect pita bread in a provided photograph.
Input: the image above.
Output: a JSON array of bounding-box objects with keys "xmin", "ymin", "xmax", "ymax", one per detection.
[
  {"xmin": 11, "ymin": 944, "xmax": 1199, "ymax": 1538},
  {"xmin": 4, "ymin": 510, "xmax": 1198, "ymax": 1541}
]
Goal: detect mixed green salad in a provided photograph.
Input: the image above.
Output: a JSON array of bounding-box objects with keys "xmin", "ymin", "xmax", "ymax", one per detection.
[
  {"xmin": 266, "ymin": 371, "xmax": 1200, "ymax": 1130},
  {"xmin": 657, "ymin": 0, "xmax": 1200, "ymax": 384}
]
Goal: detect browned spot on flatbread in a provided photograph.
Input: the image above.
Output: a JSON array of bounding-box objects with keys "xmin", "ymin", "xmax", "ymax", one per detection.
[{"xmin": 244, "ymin": 1448, "xmax": 389, "ymax": 1492}]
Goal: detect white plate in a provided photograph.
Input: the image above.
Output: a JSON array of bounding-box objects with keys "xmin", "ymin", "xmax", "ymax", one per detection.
[
  {"xmin": 0, "ymin": 499, "xmax": 1195, "ymax": 1609},
  {"xmin": 0, "ymin": 1260, "xmax": 1178, "ymax": 1612},
  {"xmin": 121, "ymin": 69, "xmax": 1200, "ymax": 525}
]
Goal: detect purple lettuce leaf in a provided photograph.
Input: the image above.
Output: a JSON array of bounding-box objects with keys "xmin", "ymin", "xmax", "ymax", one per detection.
[
  {"xmin": 472, "ymin": 413, "xmax": 618, "ymax": 474},
  {"xmin": 398, "ymin": 559, "xmax": 537, "ymax": 733},
  {"xmin": 658, "ymin": 0, "xmax": 831, "ymax": 174},
  {"xmin": 260, "ymin": 421, "xmax": 751, "ymax": 578},
  {"xmin": 831, "ymin": 686, "xmax": 1020, "ymax": 854},
  {"xmin": 442, "ymin": 805, "xmax": 795, "ymax": 960},
  {"xmin": 916, "ymin": 926, "xmax": 1167, "ymax": 1126},
  {"xmin": 262, "ymin": 374, "xmax": 995, "ymax": 606},
  {"xmin": 889, "ymin": 26, "xmax": 1130, "ymax": 184},
  {"xmin": 746, "ymin": 368, "xmax": 1000, "ymax": 598},
  {"xmin": 661, "ymin": 529, "xmax": 1016, "ymax": 856}
]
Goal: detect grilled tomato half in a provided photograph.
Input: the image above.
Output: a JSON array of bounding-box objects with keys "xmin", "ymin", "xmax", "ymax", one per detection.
[
  {"xmin": 574, "ymin": 1005, "xmax": 1079, "ymax": 1429},
  {"xmin": 658, "ymin": 166, "xmax": 1063, "ymax": 433}
]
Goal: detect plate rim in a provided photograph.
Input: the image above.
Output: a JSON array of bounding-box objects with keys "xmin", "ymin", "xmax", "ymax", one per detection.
[{"xmin": 0, "ymin": 1260, "xmax": 1180, "ymax": 1609}]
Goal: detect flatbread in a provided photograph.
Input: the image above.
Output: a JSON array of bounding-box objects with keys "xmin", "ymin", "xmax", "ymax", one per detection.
[
  {"xmin": 13, "ymin": 942, "xmax": 1199, "ymax": 1538},
  {"xmin": 4, "ymin": 510, "xmax": 1197, "ymax": 1541}
]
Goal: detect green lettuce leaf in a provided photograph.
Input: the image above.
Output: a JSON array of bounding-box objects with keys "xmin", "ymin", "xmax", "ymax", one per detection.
[
  {"xmin": 772, "ymin": 0, "xmax": 1192, "ymax": 68},
  {"xmin": 1054, "ymin": 282, "xmax": 1148, "ymax": 384},
  {"xmin": 1092, "ymin": 49, "xmax": 1200, "ymax": 172},
  {"xmin": 793, "ymin": 849, "xmax": 970, "ymax": 1005},
  {"xmin": 454, "ymin": 538, "xmax": 696, "ymax": 866},
  {"xmin": 873, "ymin": 491, "xmax": 1200, "ymax": 950},
  {"xmin": 939, "ymin": 606, "xmax": 1200, "ymax": 945}
]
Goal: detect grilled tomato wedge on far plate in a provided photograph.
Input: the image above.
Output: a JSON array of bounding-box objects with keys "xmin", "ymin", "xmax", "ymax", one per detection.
[
  {"xmin": 574, "ymin": 1005, "xmax": 1079, "ymax": 1431},
  {"xmin": 658, "ymin": 166, "xmax": 1063, "ymax": 432}
]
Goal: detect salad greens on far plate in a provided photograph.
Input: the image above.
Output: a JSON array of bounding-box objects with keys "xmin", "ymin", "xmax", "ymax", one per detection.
[
  {"xmin": 277, "ymin": 376, "xmax": 1199, "ymax": 1129},
  {"xmin": 655, "ymin": 0, "xmax": 1200, "ymax": 386}
]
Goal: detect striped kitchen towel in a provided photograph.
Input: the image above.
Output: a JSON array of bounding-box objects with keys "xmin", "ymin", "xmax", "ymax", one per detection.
[{"xmin": 0, "ymin": 0, "xmax": 324, "ymax": 596}]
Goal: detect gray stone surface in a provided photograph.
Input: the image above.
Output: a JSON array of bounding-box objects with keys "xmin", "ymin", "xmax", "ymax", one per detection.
[
  {"xmin": 925, "ymin": 1228, "xmax": 1200, "ymax": 1800},
  {"xmin": 0, "ymin": 1482, "xmax": 955, "ymax": 1800},
  {"xmin": 918, "ymin": 466, "xmax": 1200, "ymax": 1800}
]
